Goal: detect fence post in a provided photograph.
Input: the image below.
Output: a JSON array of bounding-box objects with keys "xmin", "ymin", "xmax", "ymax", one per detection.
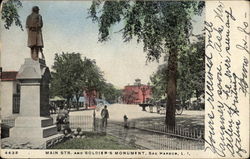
[{"xmin": 93, "ymin": 110, "xmax": 96, "ymax": 131}]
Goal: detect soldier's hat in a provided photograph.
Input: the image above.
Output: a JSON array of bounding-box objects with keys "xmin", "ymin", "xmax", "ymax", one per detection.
[{"xmin": 32, "ymin": 6, "xmax": 40, "ymax": 12}]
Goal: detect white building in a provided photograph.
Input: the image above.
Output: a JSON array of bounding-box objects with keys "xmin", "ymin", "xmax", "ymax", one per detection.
[{"xmin": 1, "ymin": 71, "xmax": 20, "ymax": 119}]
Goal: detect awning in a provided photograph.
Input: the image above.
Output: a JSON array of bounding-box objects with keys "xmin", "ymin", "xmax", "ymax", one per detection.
[{"xmin": 50, "ymin": 96, "xmax": 66, "ymax": 102}]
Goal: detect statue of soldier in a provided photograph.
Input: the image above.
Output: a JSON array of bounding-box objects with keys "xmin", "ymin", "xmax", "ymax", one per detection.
[{"xmin": 26, "ymin": 6, "xmax": 45, "ymax": 61}]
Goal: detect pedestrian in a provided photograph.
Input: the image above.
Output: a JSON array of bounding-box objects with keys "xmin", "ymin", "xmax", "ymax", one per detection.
[
  {"xmin": 101, "ymin": 105, "xmax": 109, "ymax": 130},
  {"xmin": 56, "ymin": 104, "xmax": 69, "ymax": 132},
  {"xmin": 123, "ymin": 115, "xmax": 129, "ymax": 128},
  {"xmin": 56, "ymin": 105, "xmax": 65, "ymax": 131},
  {"xmin": 149, "ymin": 105, "xmax": 153, "ymax": 113}
]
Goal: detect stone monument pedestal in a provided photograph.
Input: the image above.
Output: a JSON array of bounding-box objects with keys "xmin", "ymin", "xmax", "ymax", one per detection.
[{"xmin": 2, "ymin": 58, "xmax": 64, "ymax": 149}]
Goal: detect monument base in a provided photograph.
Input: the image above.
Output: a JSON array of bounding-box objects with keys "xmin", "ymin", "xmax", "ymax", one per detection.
[
  {"xmin": 1, "ymin": 134, "xmax": 64, "ymax": 149},
  {"xmin": 1, "ymin": 58, "xmax": 65, "ymax": 149},
  {"xmin": 10, "ymin": 117, "xmax": 57, "ymax": 138},
  {"xmin": 1, "ymin": 116, "xmax": 64, "ymax": 149}
]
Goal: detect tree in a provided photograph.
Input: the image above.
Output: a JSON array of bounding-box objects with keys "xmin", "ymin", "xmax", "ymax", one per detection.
[
  {"xmin": 51, "ymin": 52, "xmax": 105, "ymax": 110},
  {"xmin": 89, "ymin": 0, "xmax": 204, "ymax": 128},
  {"xmin": 177, "ymin": 34, "xmax": 205, "ymax": 106},
  {"xmin": 151, "ymin": 34, "xmax": 205, "ymax": 108},
  {"xmin": 150, "ymin": 62, "xmax": 168, "ymax": 101},
  {"xmin": 1, "ymin": 0, "xmax": 23, "ymax": 30},
  {"xmin": 51, "ymin": 52, "xmax": 85, "ymax": 109},
  {"xmin": 81, "ymin": 57, "xmax": 105, "ymax": 107},
  {"xmin": 101, "ymin": 83, "xmax": 122, "ymax": 103}
]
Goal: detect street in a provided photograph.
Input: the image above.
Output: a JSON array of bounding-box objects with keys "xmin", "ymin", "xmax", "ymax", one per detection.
[
  {"xmin": 68, "ymin": 103, "xmax": 204, "ymax": 129},
  {"xmin": 94, "ymin": 104, "xmax": 204, "ymax": 124}
]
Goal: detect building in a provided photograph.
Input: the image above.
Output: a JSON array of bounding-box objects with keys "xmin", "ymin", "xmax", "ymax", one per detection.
[
  {"xmin": 122, "ymin": 79, "xmax": 152, "ymax": 104},
  {"xmin": 83, "ymin": 90, "xmax": 100, "ymax": 109},
  {"xmin": 1, "ymin": 71, "xmax": 20, "ymax": 119}
]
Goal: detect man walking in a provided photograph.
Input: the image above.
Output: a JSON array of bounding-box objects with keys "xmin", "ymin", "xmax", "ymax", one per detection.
[{"xmin": 101, "ymin": 105, "xmax": 109, "ymax": 130}]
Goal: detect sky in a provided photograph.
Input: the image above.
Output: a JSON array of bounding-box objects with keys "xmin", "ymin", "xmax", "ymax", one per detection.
[{"xmin": 0, "ymin": 0, "xmax": 204, "ymax": 88}]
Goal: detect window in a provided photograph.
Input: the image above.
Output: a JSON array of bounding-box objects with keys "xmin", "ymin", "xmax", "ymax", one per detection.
[{"xmin": 13, "ymin": 94, "xmax": 20, "ymax": 114}]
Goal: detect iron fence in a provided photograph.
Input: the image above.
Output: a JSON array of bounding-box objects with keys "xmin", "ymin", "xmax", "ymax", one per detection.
[
  {"xmin": 1, "ymin": 113, "xmax": 204, "ymax": 150},
  {"xmin": 144, "ymin": 134, "xmax": 204, "ymax": 150},
  {"xmin": 68, "ymin": 115, "xmax": 94, "ymax": 131},
  {"xmin": 134, "ymin": 122, "xmax": 204, "ymax": 140},
  {"xmin": 93, "ymin": 118, "xmax": 204, "ymax": 150}
]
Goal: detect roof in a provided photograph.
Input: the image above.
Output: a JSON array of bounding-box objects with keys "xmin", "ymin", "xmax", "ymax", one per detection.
[
  {"xmin": 124, "ymin": 84, "xmax": 151, "ymax": 88},
  {"xmin": 1, "ymin": 71, "xmax": 18, "ymax": 81},
  {"xmin": 50, "ymin": 96, "xmax": 66, "ymax": 102}
]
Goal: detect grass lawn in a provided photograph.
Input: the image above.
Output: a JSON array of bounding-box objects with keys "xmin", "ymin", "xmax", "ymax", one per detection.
[{"xmin": 50, "ymin": 135, "xmax": 138, "ymax": 149}]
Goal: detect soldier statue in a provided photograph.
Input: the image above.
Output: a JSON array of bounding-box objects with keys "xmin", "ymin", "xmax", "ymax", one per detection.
[{"xmin": 26, "ymin": 6, "xmax": 45, "ymax": 61}]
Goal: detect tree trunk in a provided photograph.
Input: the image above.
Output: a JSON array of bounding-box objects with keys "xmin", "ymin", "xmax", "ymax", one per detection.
[
  {"xmin": 196, "ymin": 89, "xmax": 199, "ymax": 100},
  {"xmin": 165, "ymin": 48, "xmax": 178, "ymax": 129},
  {"xmin": 66, "ymin": 96, "xmax": 71, "ymax": 111},
  {"xmin": 76, "ymin": 94, "xmax": 80, "ymax": 111}
]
